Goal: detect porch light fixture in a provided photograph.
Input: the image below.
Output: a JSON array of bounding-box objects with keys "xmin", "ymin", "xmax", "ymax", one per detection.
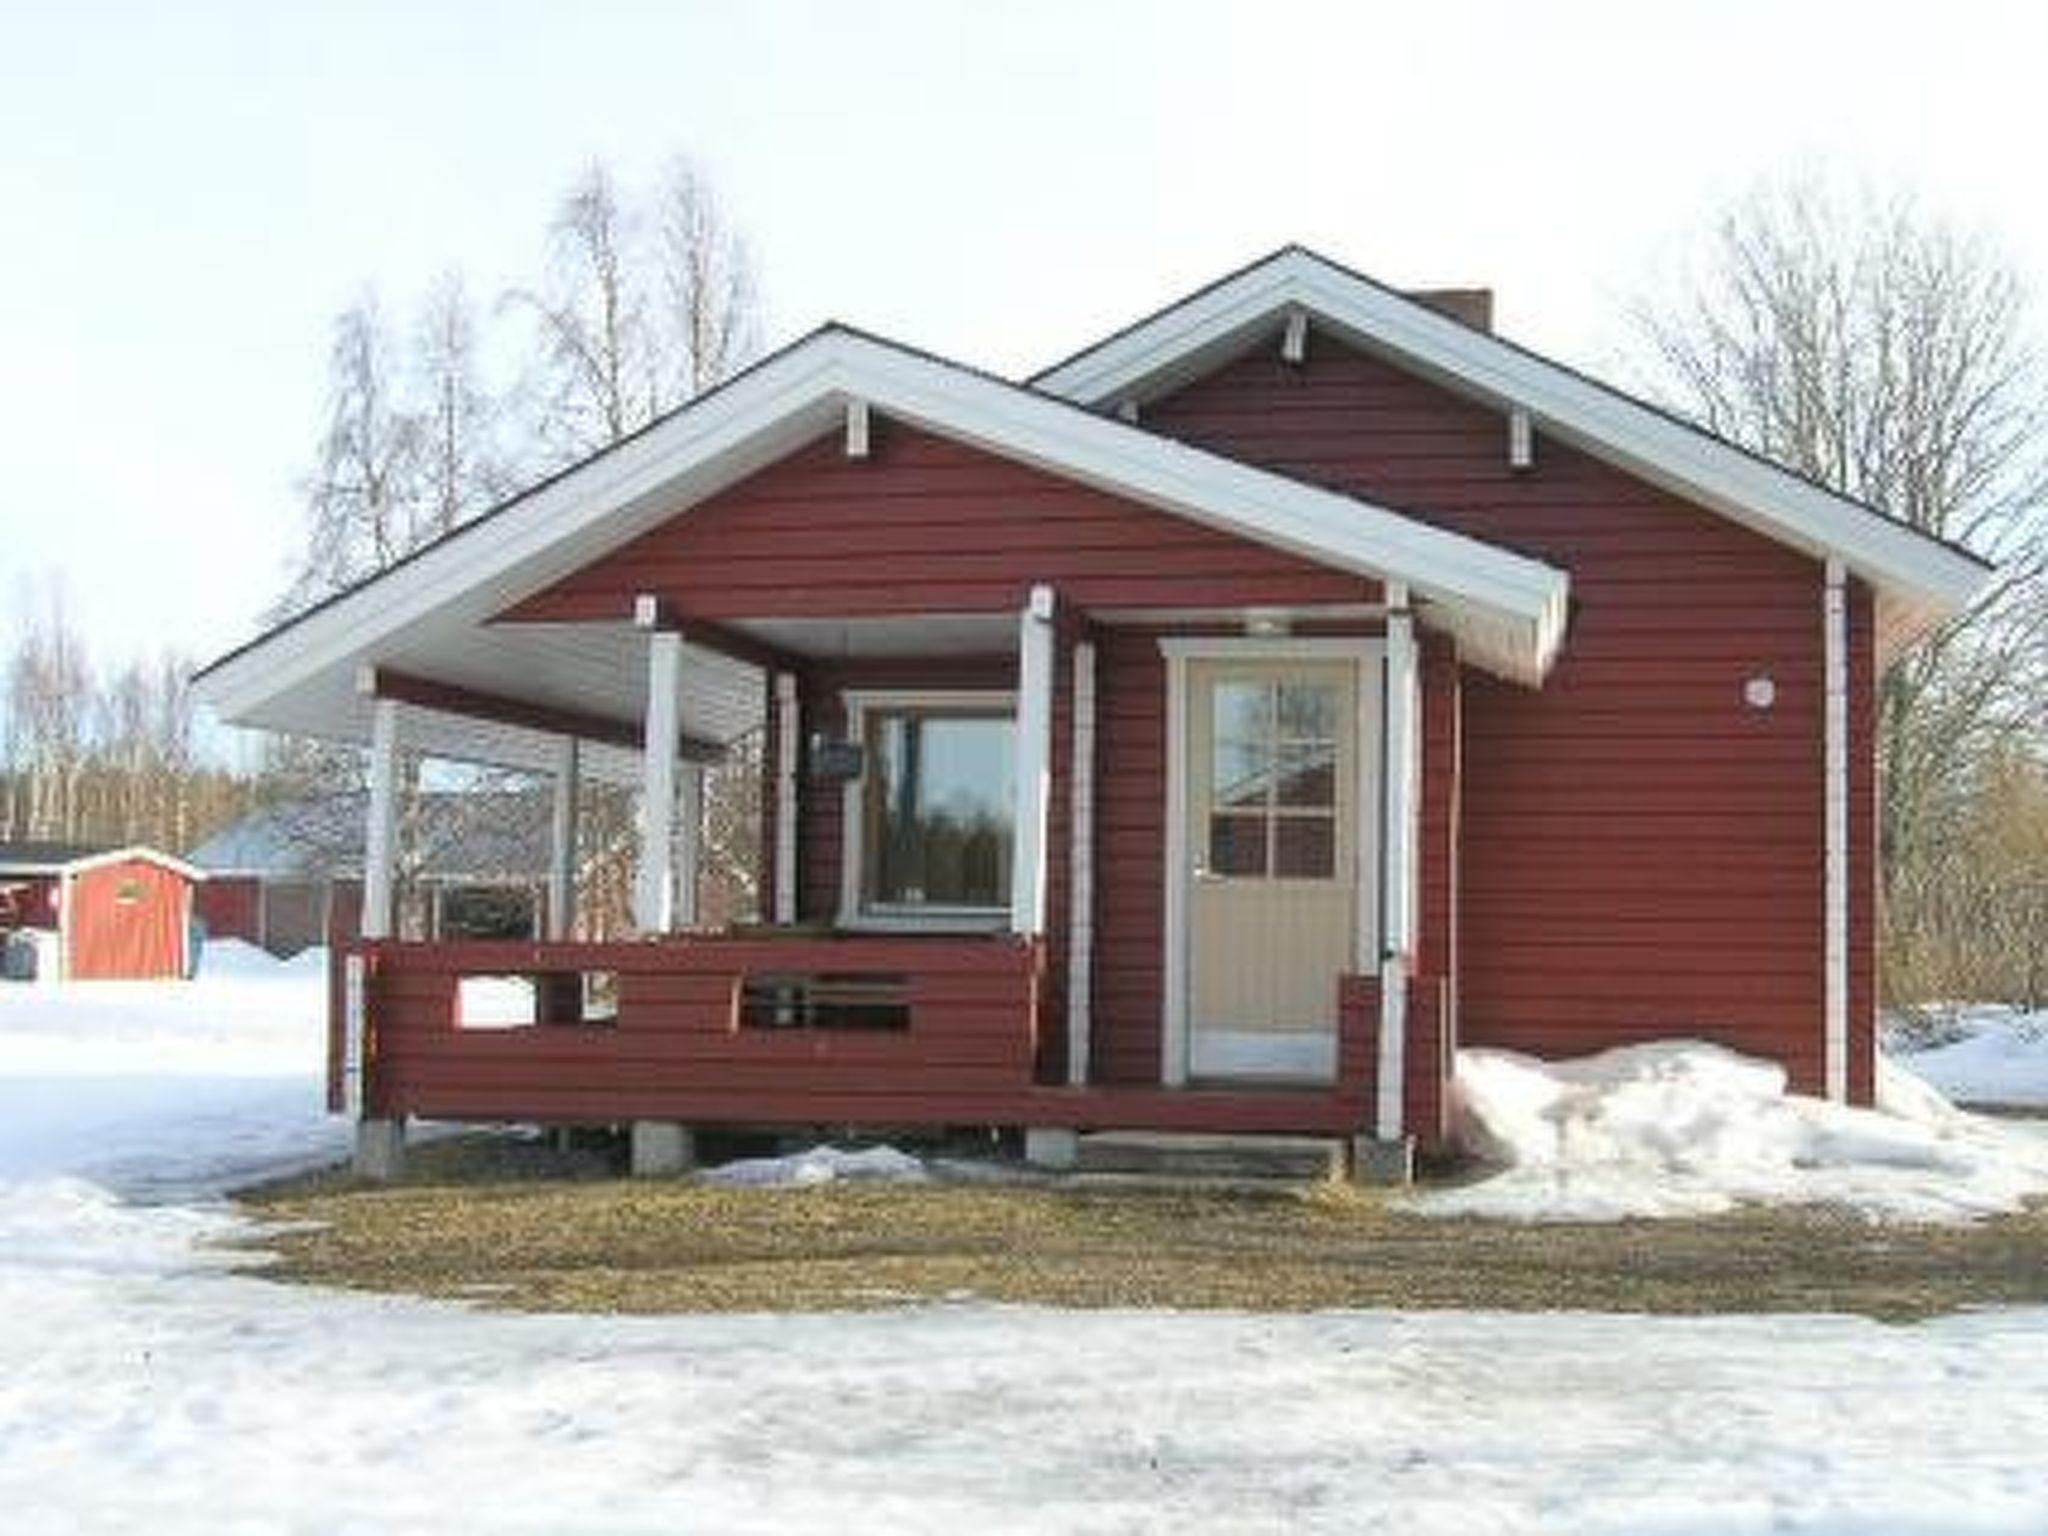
[{"xmin": 1243, "ymin": 610, "xmax": 1292, "ymax": 638}]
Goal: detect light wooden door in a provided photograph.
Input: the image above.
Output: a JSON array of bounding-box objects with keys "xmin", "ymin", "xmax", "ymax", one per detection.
[{"xmin": 1185, "ymin": 659, "xmax": 1369, "ymax": 1081}]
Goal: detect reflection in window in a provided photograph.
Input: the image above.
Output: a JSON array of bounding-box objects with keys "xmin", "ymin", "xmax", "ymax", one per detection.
[
  {"xmin": 1207, "ymin": 679, "xmax": 1340, "ymax": 881},
  {"xmin": 863, "ymin": 710, "xmax": 1015, "ymax": 912}
]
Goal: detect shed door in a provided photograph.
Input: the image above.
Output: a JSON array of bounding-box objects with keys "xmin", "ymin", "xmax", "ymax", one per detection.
[{"xmin": 1185, "ymin": 659, "xmax": 1367, "ymax": 1081}]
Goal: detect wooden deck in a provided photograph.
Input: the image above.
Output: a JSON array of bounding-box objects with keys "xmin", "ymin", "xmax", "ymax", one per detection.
[{"xmin": 332, "ymin": 934, "xmax": 1445, "ymax": 1140}]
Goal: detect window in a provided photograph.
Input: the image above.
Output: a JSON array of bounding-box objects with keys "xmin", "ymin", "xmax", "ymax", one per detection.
[
  {"xmin": 843, "ymin": 692, "xmax": 1015, "ymax": 925},
  {"xmin": 1207, "ymin": 678, "xmax": 1341, "ymax": 880}
]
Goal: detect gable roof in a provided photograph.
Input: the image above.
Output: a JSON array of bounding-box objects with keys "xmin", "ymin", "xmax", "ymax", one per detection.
[
  {"xmin": 197, "ymin": 325, "xmax": 1572, "ymax": 758},
  {"xmin": 1032, "ymin": 245, "xmax": 1993, "ymax": 656},
  {"xmin": 189, "ymin": 793, "xmax": 556, "ymax": 881}
]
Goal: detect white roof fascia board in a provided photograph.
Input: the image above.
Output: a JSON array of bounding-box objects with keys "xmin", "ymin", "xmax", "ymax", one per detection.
[
  {"xmin": 198, "ymin": 330, "xmax": 1571, "ymax": 718},
  {"xmin": 1033, "ymin": 249, "xmax": 1990, "ymax": 619},
  {"xmin": 62, "ymin": 847, "xmax": 208, "ymax": 882}
]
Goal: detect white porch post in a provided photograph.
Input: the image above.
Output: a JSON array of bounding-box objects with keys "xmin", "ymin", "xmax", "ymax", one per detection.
[
  {"xmin": 1376, "ymin": 584, "xmax": 1420, "ymax": 1144},
  {"xmin": 1011, "ymin": 584, "xmax": 1056, "ymax": 937},
  {"xmin": 353, "ymin": 690, "xmax": 405, "ymax": 1178},
  {"xmin": 362, "ymin": 695, "xmax": 402, "ymax": 941},
  {"xmin": 548, "ymin": 736, "xmax": 579, "ymax": 940},
  {"xmin": 1823, "ymin": 559, "xmax": 1849, "ymax": 1102},
  {"xmin": 1065, "ymin": 639, "xmax": 1098, "ymax": 1085},
  {"xmin": 773, "ymin": 671, "xmax": 799, "ymax": 924},
  {"xmin": 676, "ymin": 760, "xmax": 704, "ymax": 928},
  {"xmin": 636, "ymin": 624, "xmax": 683, "ymax": 934}
]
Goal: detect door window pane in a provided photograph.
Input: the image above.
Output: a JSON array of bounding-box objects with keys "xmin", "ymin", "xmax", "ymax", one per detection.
[
  {"xmin": 1273, "ymin": 817, "xmax": 1336, "ymax": 878},
  {"xmin": 1204, "ymin": 675, "xmax": 1343, "ymax": 881},
  {"xmin": 1208, "ymin": 813, "xmax": 1268, "ymax": 877},
  {"xmin": 1273, "ymin": 743, "xmax": 1336, "ymax": 808},
  {"xmin": 1212, "ymin": 681, "xmax": 1273, "ymax": 743},
  {"xmin": 865, "ymin": 711, "xmax": 1014, "ymax": 909},
  {"xmin": 1212, "ymin": 737, "xmax": 1273, "ymax": 809},
  {"xmin": 1276, "ymin": 682, "xmax": 1339, "ymax": 741}
]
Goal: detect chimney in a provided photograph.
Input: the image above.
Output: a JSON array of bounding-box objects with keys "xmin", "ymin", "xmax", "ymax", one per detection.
[{"xmin": 1406, "ymin": 288, "xmax": 1493, "ymax": 333}]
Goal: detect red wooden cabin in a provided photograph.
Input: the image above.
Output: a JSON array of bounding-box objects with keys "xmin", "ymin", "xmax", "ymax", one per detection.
[
  {"xmin": 0, "ymin": 843, "xmax": 203, "ymax": 981},
  {"xmin": 195, "ymin": 249, "xmax": 1989, "ymax": 1180}
]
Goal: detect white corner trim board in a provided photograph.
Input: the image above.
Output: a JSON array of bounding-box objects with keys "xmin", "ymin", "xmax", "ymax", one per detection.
[{"xmin": 1823, "ymin": 559, "xmax": 1849, "ymax": 1102}]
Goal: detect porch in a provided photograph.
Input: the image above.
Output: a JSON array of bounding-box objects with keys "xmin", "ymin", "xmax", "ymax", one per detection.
[{"xmin": 330, "ymin": 931, "xmax": 1451, "ymax": 1140}]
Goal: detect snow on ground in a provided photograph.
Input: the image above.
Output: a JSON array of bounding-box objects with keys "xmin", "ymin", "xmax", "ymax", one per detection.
[
  {"xmin": 700, "ymin": 1142, "xmax": 930, "ymax": 1187},
  {"xmin": 1417, "ymin": 1042, "xmax": 2048, "ymax": 1224},
  {"xmin": 1889, "ymin": 1005, "xmax": 2048, "ymax": 1109},
  {"xmin": 3, "ymin": 976, "xmax": 2048, "ymax": 1530},
  {"xmin": 0, "ymin": 941, "xmax": 348, "ymax": 1201}
]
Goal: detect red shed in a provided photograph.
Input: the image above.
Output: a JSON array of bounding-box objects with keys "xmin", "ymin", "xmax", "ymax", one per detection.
[
  {"xmin": 0, "ymin": 843, "xmax": 204, "ymax": 981},
  {"xmin": 192, "ymin": 247, "xmax": 1991, "ymax": 1181}
]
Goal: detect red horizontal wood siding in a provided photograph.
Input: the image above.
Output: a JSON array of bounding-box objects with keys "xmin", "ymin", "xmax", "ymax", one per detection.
[
  {"xmin": 67, "ymin": 858, "xmax": 191, "ymax": 981},
  {"xmin": 0, "ymin": 873, "xmax": 59, "ymax": 930},
  {"xmin": 506, "ymin": 421, "xmax": 1379, "ymax": 624},
  {"xmin": 1148, "ymin": 336, "xmax": 1863, "ymax": 1099},
  {"xmin": 195, "ymin": 876, "xmax": 262, "ymax": 948}
]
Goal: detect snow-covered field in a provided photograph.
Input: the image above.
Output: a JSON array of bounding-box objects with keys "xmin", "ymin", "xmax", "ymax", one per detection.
[
  {"xmin": 1890, "ymin": 1005, "xmax": 2048, "ymax": 1109},
  {"xmin": 3, "ymin": 958, "xmax": 2048, "ymax": 1532}
]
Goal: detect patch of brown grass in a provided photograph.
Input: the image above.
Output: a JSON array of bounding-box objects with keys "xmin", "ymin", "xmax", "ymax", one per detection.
[{"xmin": 232, "ymin": 1134, "xmax": 2048, "ymax": 1321}]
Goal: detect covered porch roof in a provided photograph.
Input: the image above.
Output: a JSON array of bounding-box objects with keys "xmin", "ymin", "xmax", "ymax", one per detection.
[{"xmin": 196, "ymin": 326, "xmax": 1570, "ymax": 769}]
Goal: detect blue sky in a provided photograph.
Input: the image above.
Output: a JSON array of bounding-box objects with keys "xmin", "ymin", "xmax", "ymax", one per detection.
[{"xmin": 5, "ymin": 0, "xmax": 2046, "ymax": 672}]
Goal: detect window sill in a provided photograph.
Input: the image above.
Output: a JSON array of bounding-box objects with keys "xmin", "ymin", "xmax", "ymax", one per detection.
[{"xmin": 838, "ymin": 909, "xmax": 1012, "ymax": 936}]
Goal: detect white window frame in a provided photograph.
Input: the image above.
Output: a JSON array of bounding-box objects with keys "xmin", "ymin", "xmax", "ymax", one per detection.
[{"xmin": 837, "ymin": 688, "xmax": 1019, "ymax": 933}]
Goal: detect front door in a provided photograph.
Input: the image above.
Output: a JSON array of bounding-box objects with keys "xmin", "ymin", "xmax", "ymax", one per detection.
[{"xmin": 1184, "ymin": 658, "xmax": 1370, "ymax": 1082}]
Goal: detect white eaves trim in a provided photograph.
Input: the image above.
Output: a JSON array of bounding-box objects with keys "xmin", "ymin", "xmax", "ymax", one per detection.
[
  {"xmin": 1033, "ymin": 247, "xmax": 1991, "ymax": 623},
  {"xmin": 9, "ymin": 846, "xmax": 209, "ymax": 882},
  {"xmin": 198, "ymin": 328, "xmax": 1572, "ymax": 721}
]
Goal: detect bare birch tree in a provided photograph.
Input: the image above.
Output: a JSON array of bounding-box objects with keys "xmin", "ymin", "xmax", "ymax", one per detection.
[
  {"xmin": 1631, "ymin": 175, "xmax": 2048, "ymax": 1003},
  {"xmin": 508, "ymin": 156, "xmax": 762, "ymax": 468}
]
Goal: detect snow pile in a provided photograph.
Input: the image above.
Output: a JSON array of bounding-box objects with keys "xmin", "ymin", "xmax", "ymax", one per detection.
[
  {"xmin": 700, "ymin": 1143, "xmax": 930, "ymax": 1188},
  {"xmin": 1417, "ymin": 1041, "xmax": 2048, "ymax": 1224},
  {"xmin": 197, "ymin": 937, "xmax": 327, "ymax": 981},
  {"xmin": 1888, "ymin": 1005, "xmax": 2048, "ymax": 1108}
]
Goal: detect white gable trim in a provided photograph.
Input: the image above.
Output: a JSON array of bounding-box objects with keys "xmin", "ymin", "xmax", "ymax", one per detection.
[
  {"xmin": 1033, "ymin": 247, "xmax": 1991, "ymax": 626},
  {"xmin": 199, "ymin": 328, "xmax": 1571, "ymax": 728}
]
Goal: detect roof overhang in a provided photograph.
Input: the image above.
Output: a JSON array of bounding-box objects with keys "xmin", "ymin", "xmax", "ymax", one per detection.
[
  {"xmin": 197, "ymin": 326, "xmax": 1571, "ymax": 766},
  {"xmin": 1033, "ymin": 247, "xmax": 1995, "ymax": 660},
  {"xmin": 0, "ymin": 847, "xmax": 208, "ymax": 882}
]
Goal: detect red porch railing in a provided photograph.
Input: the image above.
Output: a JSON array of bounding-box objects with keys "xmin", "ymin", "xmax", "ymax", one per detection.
[{"xmin": 331, "ymin": 933, "xmax": 1046, "ymax": 1127}]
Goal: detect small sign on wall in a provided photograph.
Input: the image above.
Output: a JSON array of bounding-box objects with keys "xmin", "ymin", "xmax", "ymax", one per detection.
[{"xmin": 809, "ymin": 737, "xmax": 865, "ymax": 781}]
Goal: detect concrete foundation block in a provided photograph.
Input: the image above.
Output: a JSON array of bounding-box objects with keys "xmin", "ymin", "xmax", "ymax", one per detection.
[
  {"xmin": 1350, "ymin": 1134, "xmax": 1416, "ymax": 1187},
  {"xmin": 1023, "ymin": 1126, "xmax": 1081, "ymax": 1171},
  {"xmin": 631, "ymin": 1121, "xmax": 696, "ymax": 1177},
  {"xmin": 354, "ymin": 1118, "xmax": 406, "ymax": 1181}
]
